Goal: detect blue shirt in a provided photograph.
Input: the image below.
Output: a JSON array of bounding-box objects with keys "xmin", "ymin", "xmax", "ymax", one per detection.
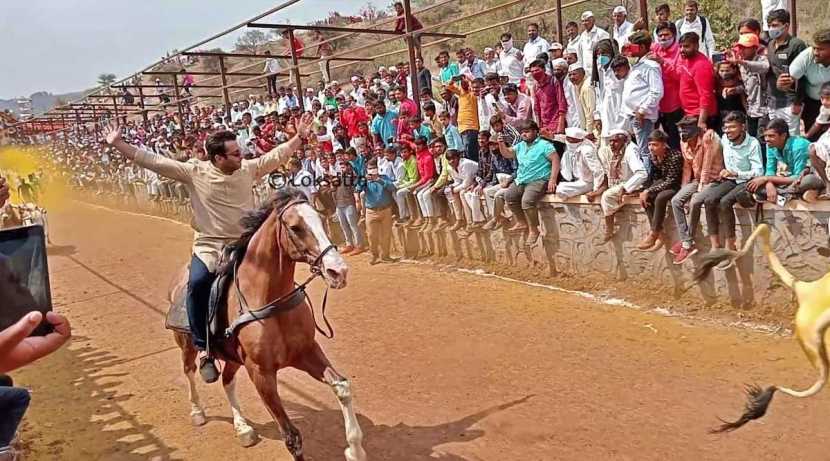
[
  {"xmin": 515, "ymin": 137, "xmax": 557, "ymax": 185},
  {"xmin": 358, "ymin": 175, "xmax": 396, "ymax": 209},
  {"xmin": 765, "ymin": 136, "xmax": 810, "ymax": 178},
  {"xmin": 721, "ymin": 133, "xmax": 763, "ymax": 183},
  {"xmin": 412, "ymin": 125, "xmax": 433, "ymax": 142},
  {"xmin": 371, "ymin": 111, "xmax": 398, "ymax": 146},
  {"xmin": 443, "ymin": 125, "xmax": 464, "ymax": 152}
]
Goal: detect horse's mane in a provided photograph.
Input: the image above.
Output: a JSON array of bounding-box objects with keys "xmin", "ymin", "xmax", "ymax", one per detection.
[{"xmin": 218, "ymin": 187, "xmax": 307, "ymax": 276}]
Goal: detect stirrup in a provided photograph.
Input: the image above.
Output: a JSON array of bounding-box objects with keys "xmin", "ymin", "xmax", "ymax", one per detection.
[{"xmin": 199, "ymin": 356, "xmax": 220, "ymax": 383}]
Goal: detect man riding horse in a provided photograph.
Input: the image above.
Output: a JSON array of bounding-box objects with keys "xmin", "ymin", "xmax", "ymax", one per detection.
[{"xmin": 103, "ymin": 113, "xmax": 315, "ymax": 383}]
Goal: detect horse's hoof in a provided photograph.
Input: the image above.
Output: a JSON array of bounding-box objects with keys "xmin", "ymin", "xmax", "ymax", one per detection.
[
  {"xmin": 345, "ymin": 446, "xmax": 367, "ymax": 461},
  {"xmin": 190, "ymin": 411, "xmax": 207, "ymax": 427},
  {"xmin": 238, "ymin": 428, "xmax": 258, "ymax": 447}
]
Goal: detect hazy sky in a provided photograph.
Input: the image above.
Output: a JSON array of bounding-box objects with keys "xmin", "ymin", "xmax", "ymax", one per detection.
[{"xmin": 0, "ymin": 0, "xmax": 370, "ymax": 99}]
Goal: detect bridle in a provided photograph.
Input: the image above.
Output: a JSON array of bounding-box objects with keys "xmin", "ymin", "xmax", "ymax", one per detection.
[{"xmin": 228, "ymin": 199, "xmax": 338, "ymax": 339}]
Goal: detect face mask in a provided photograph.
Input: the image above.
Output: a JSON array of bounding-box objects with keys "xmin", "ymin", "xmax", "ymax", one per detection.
[
  {"xmin": 598, "ymin": 55, "xmax": 611, "ymax": 67},
  {"xmin": 565, "ymin": 141, "xmax": 580, "ymax": 150},
  {"xmin": 818, "ymin": 105, "xmax": 830, "ymax": 123},
  {"xmin": 531, "ymin": 70, "xmax": 546, "ymax": 82},
  {"xmin": 627, "ymin": 56, "xmax": 640, "ymax": 67},
  {"xmin": 658, "ymin": 37, "xmax": 674, "ymax": 49},
  {"xmin": 502, "ymin": 39, "xmax": 513, "ymax": 51},
  {"xmin": 768, "ymin": 26, "xmax": 785, "ymax": 40}
]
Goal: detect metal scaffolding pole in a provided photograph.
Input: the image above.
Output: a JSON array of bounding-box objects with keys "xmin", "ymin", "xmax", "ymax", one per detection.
[
  {"xmin": 287, "ymin": 29, "xmax": 304, "ymax": 111},
  {"xmin": 219, "ymin": 56, "xmax": 231, "ymax": 109},
  {"xmin": 403, "ymin": 0, "xmax": 420, "ymax": 117}
]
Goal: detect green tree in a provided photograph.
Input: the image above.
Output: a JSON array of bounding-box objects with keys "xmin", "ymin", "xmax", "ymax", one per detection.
[
  {"xmin": 97, "ymin": 73, "xmax": 117, "ymax": 87},
  {"xmin": 236, "ymin": 30, "xmax": 268, "ymax": 53}
]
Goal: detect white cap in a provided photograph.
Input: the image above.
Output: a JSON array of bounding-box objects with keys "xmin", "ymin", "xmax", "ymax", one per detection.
[
  {"xmin": 351, "ymin": 76, "xmax": 360, "ymax": 82},
  {"xmin": 608, "ymin": 129, "xmax": 629, "ymax": 138},
  {"xmin": 613, "ymin": 5, "xmax": 627, "ymax": 14},
  {"xmin": 549, "ymin": 42, "xmax": 564, "ymax": 50},
  {"xmin": 484, "ymin": 47, "xmax": 494, "ymax": 53},
  {"xmin": 378, "ymin": 66, "xmax": 387, "ymax": 72},
  {"xmin": 331, "ymin": 80, "xmax": 339, "ymax": 85},
  {"xmin": 552, "ymin": 58, "xmax": 569, "ymax": 68},
  {"xmin": 565, "ymin": 127, "xmax": 587, "ymax": 140},
  {"xmin": 568, "ymin": 63, "xmax": 584, "ymax": 72},
  {"xmin": 581, "ymin": 11, "xmax": 594, "ymax": 20},
  {"xmin": 389, "ymin": 66, "xmax": 398, "ymax": 72}
]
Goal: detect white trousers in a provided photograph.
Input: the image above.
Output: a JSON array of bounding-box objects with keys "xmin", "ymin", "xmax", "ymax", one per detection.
[
  {"xmin": 555, "ymin": 179, "xmax": 593, "ymax": 199},
  {"xmin": 416, "ymin": 182, "xmax": 436, "ymax": 217},
  {"xmin": 395, "ymin": 188, "xmax": 412, "ymax": 219},
  {"xmin": 462, "ymin": 191, "xmax": 487, "ymax": 222}
]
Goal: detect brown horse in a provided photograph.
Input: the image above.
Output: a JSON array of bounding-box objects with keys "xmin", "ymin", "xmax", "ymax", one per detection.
[{"xmin": 168, "ymin": 188, "xmax": 366, "ymax": 461}]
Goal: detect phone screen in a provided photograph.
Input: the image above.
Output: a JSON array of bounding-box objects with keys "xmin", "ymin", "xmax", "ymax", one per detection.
[{"xmin": 0, "ymin": 225, "xmax": 53, "ymax": 336}]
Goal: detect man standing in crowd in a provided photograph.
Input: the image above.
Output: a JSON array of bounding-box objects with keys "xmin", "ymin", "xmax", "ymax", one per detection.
[
  {"xmin": 359, "ymin": 166, "xmax": 397, "ymax": 265},
  {"xmin": 675, "ymin": 0, "xmax": 716, "ymax": 58},
  {"xmin": 523, "ymin": 23, "xmax": 550, "ymax": 70},
  {"xmin": 371, "ymin": 100, "xmax": 397, "ymax": 148},
  {"xmin": 677, "ymin": 32, "xmax": 718, "ymax": 131},
  {"xmin": 611, "ymin": 6, "xmax": 634, "ymax": 50},
  {"xmin": 529, "ymin": 60, "xmax": 567, "ymax": 141},
  {"xmin": 567, "ymin": 63, "xmax": 596, "ymax": 139},
  {"xmin": 498, "ymin": 120, "xmax": 560, "ymax": 244},
  {"xmin": 787, "ymin": 28, "xmax": 830, "ymax": 133},
  {"xmin": 621, "ymin": 31, "xmax": 664, "ymax": 173},
  {"xmin": 649, "ymin": 21, "xmax": 683, "ymax": 149},
  {"xmin": 578, "ymin": 11, "xmax": 610, "ymax": 81},
  {"xmin": 447, "ymin": 76, "xmax": 481, "ymax": 161},
  {"xmin": 498, "ymin": 32, "xmax": 525, "ymax": 85},
  {"xmin": 731, "ymin": 33, "xmax": 770, "ymax": 141},
  {"xmin": 499, "ymin": 83, "xmax": 532, "ymax": 128},
  {"xmin": 766, "ymin": 9, "xmax": 806, "ymax": 137}
]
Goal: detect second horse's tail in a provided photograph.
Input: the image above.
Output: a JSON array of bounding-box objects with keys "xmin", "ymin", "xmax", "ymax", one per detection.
[{"xmin": 692, "ymin": 224, "xmax": 795, "ymax": 289}]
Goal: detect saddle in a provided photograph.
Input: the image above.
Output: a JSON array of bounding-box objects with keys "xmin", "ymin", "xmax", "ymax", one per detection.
[{"xmin": 164, "ymin": 246, "xmax": 239, "ymax": 340}]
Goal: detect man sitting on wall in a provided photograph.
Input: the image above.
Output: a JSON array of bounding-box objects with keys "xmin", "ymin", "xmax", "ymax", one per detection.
[
  {"xmin": 593, "ymin": 130, "xmax": 648, "ymax": 242},
  {"xmin": 555, "ymin": 127, "xmax": 600, "ymax": 199}
]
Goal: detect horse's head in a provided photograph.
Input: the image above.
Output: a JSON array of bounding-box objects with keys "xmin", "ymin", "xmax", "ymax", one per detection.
[{"xmin": 277, "ymin": 197, "xmax": 348, "ymax": 289}]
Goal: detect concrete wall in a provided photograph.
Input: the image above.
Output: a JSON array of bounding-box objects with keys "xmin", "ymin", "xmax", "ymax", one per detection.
[{"xmin": 382, "ymin": 196, "xmax": 830, "ymax": 308}]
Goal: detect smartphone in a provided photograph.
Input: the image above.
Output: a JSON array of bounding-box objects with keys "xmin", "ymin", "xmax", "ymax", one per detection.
[
  {"xmin": 452, "ymin": 75, "xmax": 463, "ymax": 82},
  {"xmin": 712, "ymin": 52, "xmax": 726, "ymax": 64},
  {"xmin": 0, "ymin": 225, "xmax": 53, "ymax": 336}
]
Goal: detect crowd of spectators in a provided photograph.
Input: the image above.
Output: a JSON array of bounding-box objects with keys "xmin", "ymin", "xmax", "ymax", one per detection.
[{"xmin": 11, "ymin": 0, "xmax": 830, "ymax": 266}]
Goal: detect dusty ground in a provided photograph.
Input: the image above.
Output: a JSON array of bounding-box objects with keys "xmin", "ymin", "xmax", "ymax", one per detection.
[{"xmin": 13, "ymin": 201, "xmax": 830, "ymax": 460}]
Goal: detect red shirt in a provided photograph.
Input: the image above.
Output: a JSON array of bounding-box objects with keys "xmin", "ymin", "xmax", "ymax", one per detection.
[
  {"xmin": 532, "ymin": 74, "xmax": 567, "ymax": 133},
  {"xmin": 676, "ymin": 52, "xmax": 717, "ymax": 118},
  {"xmin": 414, "ymin": 148, "xmax": 436, "ymax": 187},
  {"xmin": 396, "ymin": 98, "xmax": 419, "ymax": 139},
  {"xmin": 394, "ymin": 15, "xmax": 423, "ymax": 33},
  {"xmin": 340, "ymin": 106, "xmax": 369, "ymax": 138},
  {"xmin": 650, "ymin": 42, "xmax": 682, "ymax": 113}
]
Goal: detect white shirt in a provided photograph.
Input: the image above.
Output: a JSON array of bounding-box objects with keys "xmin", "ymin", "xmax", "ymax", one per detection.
[
  {"xmin": 377, "ymin": 156, "xmax": 405, "ymax": 182},
  {"xmin": 563, "ymin": 79, "xmax": 582, "ymax": 129},
  {"xmin": 621, "ymin": 59, "xmax": 664, "ymax": 122},
  {"xmin": 579, "ymin": 26, "xmax": 611, "ymax": 81},
  {"xmin": 264, "ymin": 58, "xmax": 282, "ymax": 74},
  {"xmin": 450, "ymin": 158, "xmax": 479, "ymax": 191},
  {"xmin": 613, "ymin": 20, "xmax": 634, "ymax": 50},
  {"xmin": 479, "ymin": 92, "xmax": 506, "ymax": 131},
  {"xmin": 597, "ymin": 66, "xmax": 627, "ymax": 138},
  {"xmin": 523, "ymin": 36, "xmax": 551, "ymax": 68},
  {"xmin": 499, "ymin": 48, "xmax": 525, "ymax": 83},
  {"xmin": 676, "ymin": 16, "xmax": 716, "ymax": 57},
  {"xmin": 484, "ymin": 59, "xmax": 502, "ymax": 76},
  {"xmin": 351, "ymin": 88, "xmax": 367, "ymax": 107},
  {"xmin": 560, "ymin": 140, "xmax": 596, "ymax": 183}
]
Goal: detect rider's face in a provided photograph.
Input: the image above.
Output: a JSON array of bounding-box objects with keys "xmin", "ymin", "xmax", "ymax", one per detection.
[{"xmin": 216, "ymin": 140, "xmax": 242, "ymax": 172}]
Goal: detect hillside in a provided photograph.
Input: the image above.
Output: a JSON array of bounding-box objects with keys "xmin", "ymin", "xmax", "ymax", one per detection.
[{"xmin": 0, "ymin": 89, "xmax": 96, "ymax": 117}]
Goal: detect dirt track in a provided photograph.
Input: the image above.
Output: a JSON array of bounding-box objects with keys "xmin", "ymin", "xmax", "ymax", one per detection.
[{"xmin": 14, "ymin": 201, "xmax": 830, "ymax": 460}]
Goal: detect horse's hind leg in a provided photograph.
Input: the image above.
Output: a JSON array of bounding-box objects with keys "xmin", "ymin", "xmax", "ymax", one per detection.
[
  {"xmin": 222, "ymin": 362, "xmax": 258, "ymax": 447},
  {"xmin": 246, "ymin": 366, "xmax": 306, "ymax": 460},
  {"xmin": 296, "ymin": 342, "xmax": 367, "ymax": 461},
  {"xmin": 174, "ymin": 332, "xmax": 206, "ymax": 426}
]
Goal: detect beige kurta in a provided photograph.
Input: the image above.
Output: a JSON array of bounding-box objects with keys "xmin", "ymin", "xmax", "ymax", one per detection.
[{"xmin": 133, "ymin": 145, "xmax": 292, "ymax": 271}]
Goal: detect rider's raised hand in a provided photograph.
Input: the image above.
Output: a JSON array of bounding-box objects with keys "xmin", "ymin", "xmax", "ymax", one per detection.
[
  {"xmin": 296, "ymin": 112, "xmax": 314, "ymax": 139},
  {"xmin": 104, "ymin": 122, "xmax": 122, "ymax": 146}
]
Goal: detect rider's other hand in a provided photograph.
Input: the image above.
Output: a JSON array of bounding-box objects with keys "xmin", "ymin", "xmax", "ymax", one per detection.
[
  {"xmin": 104, "ymin": 123, "xmax": 122, "ymax": 145},
  {"xmin": 0, "ymin": 311, "xmax": 71, "ymax": 373},
  {"xmin": 297, "ymin": 112, "xmax": 314, "ymax": 139}
]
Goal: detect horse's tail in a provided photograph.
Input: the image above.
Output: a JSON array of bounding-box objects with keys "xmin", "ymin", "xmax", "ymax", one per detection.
[
  {"xmin": 712, "ymin": 310, "xmax": 830, "ymax": 433},
  {"xmin": 691, "ymin": 225, "xmax": 795, "ymax": 287}
]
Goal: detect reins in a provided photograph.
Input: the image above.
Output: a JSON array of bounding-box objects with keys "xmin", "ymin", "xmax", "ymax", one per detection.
[{"xmin": 227, "ymin": 199, "xmax": 338, "ymax": 340}]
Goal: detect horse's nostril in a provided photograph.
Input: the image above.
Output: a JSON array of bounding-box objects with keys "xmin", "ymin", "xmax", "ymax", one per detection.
[{"xmin": 326, "ymin": 268, "xmax": 341, "ymax": 280}]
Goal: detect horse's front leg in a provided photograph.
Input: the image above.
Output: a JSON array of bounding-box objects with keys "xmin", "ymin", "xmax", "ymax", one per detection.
[
  {"xmin": 296, "ymin": 342, "xmax": 367, "ymax": 461},
  {"xmin": 222, "ymin": 362, "xmax": 258, "ymax": 447},
  {"xmin": 245, "ymin": 365, "xmax": 306, "ymax": 460}
]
